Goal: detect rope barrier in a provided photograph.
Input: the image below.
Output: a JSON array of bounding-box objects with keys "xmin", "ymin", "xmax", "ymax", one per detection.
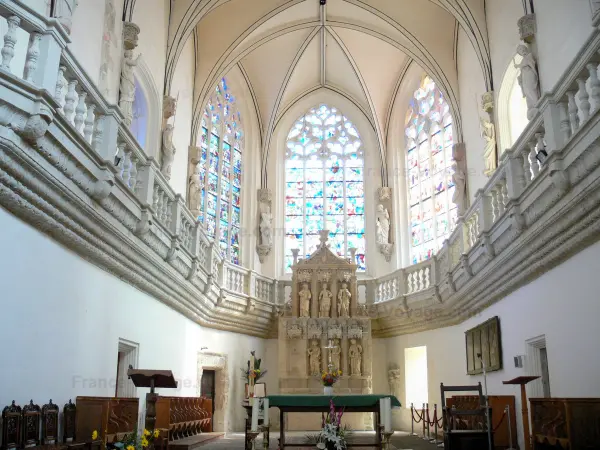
[
  {"xmin": 492, "ymin": 410, "xmax": 507, "ymax": 432},
  {"xmin": 411, "ymin": 408, "xmax": 423, "ymax": 423}
]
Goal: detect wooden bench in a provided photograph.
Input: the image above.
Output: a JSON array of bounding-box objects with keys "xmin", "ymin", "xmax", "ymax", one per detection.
[{"xmin": 154, "ymin": 396, "xmax": 213, "ymax": 445}]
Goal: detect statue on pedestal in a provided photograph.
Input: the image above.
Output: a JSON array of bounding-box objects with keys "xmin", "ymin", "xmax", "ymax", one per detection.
[
  {"xmin": 337, "ymin": 282, "xmax": 351, "ymax": 318},
  {"xmin": 299, "ymin": 283, "xmax": 311, "ymax": 318},
  {"xmin": 307, "ymin": 340, "xmax": 321, "ymax": 376},
  {"xmin": 480, "ymin": 117, "xmax": 497, "ymax": 177},
  {"xmin": 376, "ymin": 204, "xmax": 390, "ymax": 245},
  {"xmin": 188, "ymin": 165, "xmax": 202, "ymax": 214},
  {"xmin": 161, "ymin": 124, "xmax": 176, "ymax": 180},
  {"xmin": 514, "ymin": 44, "xmax": 541, "ymax": 119},
  {"xmin": 119, "ymin": 49, "xmax": 140, "ymax": 127},
  {"xmin": 348, "ymin": 339, "xmax": 363, "ymax": 376},
  {"xmin": 259, "ymin": 212, "xmax": 272, "ymax": 246},
  {"xmin": 329, "ymin": 339, "xmax": 341, "ymax": 372},
  {"xmin": 318, "ymin": 283, "xmax": 332, "ymax": 318}
]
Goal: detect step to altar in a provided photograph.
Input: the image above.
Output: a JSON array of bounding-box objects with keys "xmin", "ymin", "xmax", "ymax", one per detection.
[{"xmin": 168, "ymin": 433, "xmax": 225, "ymax": 450}]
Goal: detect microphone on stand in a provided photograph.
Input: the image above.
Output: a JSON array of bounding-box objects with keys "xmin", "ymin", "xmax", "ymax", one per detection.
[{"xmin": 477, "ymin": 353, "xmax": 493, "ymax": 450}]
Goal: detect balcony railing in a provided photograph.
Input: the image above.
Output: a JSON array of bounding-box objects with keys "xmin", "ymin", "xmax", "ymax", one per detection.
[{"xmin": 2, "ymin": 0, "xmax": 600, "ymax": 335}]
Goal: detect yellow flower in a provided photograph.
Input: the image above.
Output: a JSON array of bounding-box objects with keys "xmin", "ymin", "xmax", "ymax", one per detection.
[
  {"xmin": 126, "ymin": 445, "xmax": 135, "ymax": 450},
  {"xmin": 92, "ymin": 431, "xmax": 98, "ymax": 440},
  {"xmin": 153, "ymin": 429, "xmax": 160, "ymax": 438},
  {"xmin": 143, "ymin": 429, "xmax": 151, "ymax": 437},
  {"xmin": 141, "ymin": 437, "xmax": 149, "ymax": 448}
]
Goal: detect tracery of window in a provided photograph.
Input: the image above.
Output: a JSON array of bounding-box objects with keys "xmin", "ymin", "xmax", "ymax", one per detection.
[
  {"xmin": 284, "ymin": 105, "xmax": 366, "ymax": 273},
  {"xmin": 405, "ymin": 76, "xmax": 457, "ymax": 265},
  {"xmin": 197, "ymin": 77, "xmax": 243, "ymax": 264}
]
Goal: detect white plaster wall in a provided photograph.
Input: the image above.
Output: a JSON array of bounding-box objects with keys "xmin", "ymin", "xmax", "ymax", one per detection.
[
  {"xmin": 534, "ymin": 0, "xmax": 593, "ymax": 91},
  {"xmin": 385, "ymin": 240, "xmax": 600, "ymax": 448},
  {"xmin": 169, "ymin": 35, "xmax": 195, "ymax": 197},
  {"xmin": 0, "ymin": 206, "xmax": 269, "ymax": 432},
  {"xmin": 456, "ymin": 28, "xmax": 488, "ymax": 202}
]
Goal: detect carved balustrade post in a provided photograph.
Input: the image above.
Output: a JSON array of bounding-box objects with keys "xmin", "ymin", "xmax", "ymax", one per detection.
[
  {"xmin": 365, "ymin": 279, "xmax": 377, "ymax": 305},
  {"xmin": 93, "ymin": 107, "xmax": 120, "ymax": 162},
  {"xmin": 135, "ymin": 158, "xmax": 158, "ymax": 207},
  {"xmin": 31, "ymin": 30, "xmax": 67, "ymax": 94},
  {"xmin": 248, "ymin": 270, "xmax": 257, "ymax": 297},
  {"xmin": 170, "ymin": 194, "xmax": 184, "ymax": 236},
  {"xmin": 504, "ymin": 151, "xmax": 526, "ymax": 200},
  {"xmin": 541, "ymin": 100, "xmax": 563, "ymax": 154}
]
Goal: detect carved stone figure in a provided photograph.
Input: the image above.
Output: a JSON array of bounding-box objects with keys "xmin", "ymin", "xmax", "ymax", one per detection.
[
  {"xmin": 337, "ymin": 282, "xmax": 351, "ymax": 318},
  {"xmin": 480, "ymin": 117, "xmax": 497, "ymax": 177},
  {"xmin": 451, "ymin": 143, "xmax": 468, "ymax": 215},
  {"xmin": 376, "ymin": 204, "xmax": 390, "ymax": 245},
  {"xmin": 188, "ymin": 166, "xmax": 202, "ymax": 213},
  {"xmin": 318, "ymin": 283, "xmax": 333, "ymax": 318},
  {"xmin": 329, "ymin": 339, "xmax": 341, "ymax": 372},
  {"xmin": 299, "ymin": 283, "xmax": 311, "ymax": 318},
  {"xmin": 307, "ymin": 340, "xmax": 321, "ymax": 376},
  {"xmin": 52, "ymin": 0, "xmax": 79, "ymax": 34},
  {"xmin": 119, "ymin": 49, "xmax": 140, "ymax": 127},
  {"xmin": 514, "ymin": 44, "xmax": 541, "ymax": 119},
  {"xmin": 161, "ymin": 124, "xmax": 176, "ymax": 180},
  {"xmin": 259, "ymin": 211, "xmax": 272, "ymax": 246},
  {"xmin": 348, "ymin": 339, "xmax": 363, "ymax": 376}
]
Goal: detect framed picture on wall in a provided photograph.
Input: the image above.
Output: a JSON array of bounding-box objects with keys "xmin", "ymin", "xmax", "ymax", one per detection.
[{"xmin": 465, "ymin": 316, "xmax": 502, "ymax": 375}]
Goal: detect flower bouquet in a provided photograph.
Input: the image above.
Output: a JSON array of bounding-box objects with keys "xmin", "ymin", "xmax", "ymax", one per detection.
[
  {"xmin": 307, "ymin": 399, "xmax": 349, "ymax": 450},
  {"xmin": 104, "ymin": 428, "xmax": 160, "ymax": 450},
  {"xmin": 321, "ymin": 369, "xmax": 342, "ymax": 387},
  {"xmin": 241, "ymin": 350, "xmax": 268, "ymax": 384}
]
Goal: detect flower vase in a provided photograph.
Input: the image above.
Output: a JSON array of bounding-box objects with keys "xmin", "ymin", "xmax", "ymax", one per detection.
[{"xmin": 323, "ymin": 385, "xmax": 333, "ymax": 395}]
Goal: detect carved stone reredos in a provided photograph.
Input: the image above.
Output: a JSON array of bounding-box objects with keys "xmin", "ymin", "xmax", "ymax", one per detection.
[
  {"xmin": 347, "ymin": 321, "xmax": 363, "ymax": 339},
  {"xmin": 286, "ymin": 322, "xmax": 303, "ymax": 340},
  {"xmin": 327, "ymin": 321, "xmax": 343, "ymax": 339},
  {"xmin": 297, "ymin": 269, "xmax": 312, "ymax": 283},
  {"xmin": 317, "ymin": 270, "xmax": 332, "ymax": 282},
  {"xmin": 307, "ymin": 320, "xmax": 322, "ymax": 339}
]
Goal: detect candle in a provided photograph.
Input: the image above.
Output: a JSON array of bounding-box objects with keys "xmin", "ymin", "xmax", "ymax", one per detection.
[
  {"xmin": 263, "ymin": 398, "xmax": 269, "ymax": 426},
  {"xmin": 384, "ymin": 397, "xmax": 392, "ymax": 432},
  {"xmin": 251, "ymin": 397, "xmax": 259, "ymax": 431},
  {"xmin": 379, "ymin": 398, "xmax": 386, "ymax": 429}
]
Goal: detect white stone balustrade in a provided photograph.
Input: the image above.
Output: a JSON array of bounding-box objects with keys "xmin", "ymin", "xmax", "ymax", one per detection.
[
  {"xmin": 254, "ymin": 274, "xmax": 274, "ymax": 303},
  {"xmin": 405, "ymin": 260, "xmax": 432, "ymax": 294},
  {"xmin": 225, "ymin": 263, "xmax": 247, "ymax": 294},
  {"xmin": 152, "ymin": 178, "xmax": 175, "ymax": 230}
]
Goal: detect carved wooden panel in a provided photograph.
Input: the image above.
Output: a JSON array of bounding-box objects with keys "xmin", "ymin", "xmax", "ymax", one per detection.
[
  {"xmin": 42, "ymin": 400, "xmax": 60, "ymax": 444},
  {"xmin": 2, "ymin": 401, "xmax": 22, "ymax": 450},
  {"xmin": 465, "ymin": 316, "xmax": 502, "ymax": 375}
]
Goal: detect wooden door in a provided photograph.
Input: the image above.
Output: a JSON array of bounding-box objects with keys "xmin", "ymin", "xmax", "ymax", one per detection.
[{"xmin": 200, "ymin": 370, "xmax": 216, "ymax": 431}]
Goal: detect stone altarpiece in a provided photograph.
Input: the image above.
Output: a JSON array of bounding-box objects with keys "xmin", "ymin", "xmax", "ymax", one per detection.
[{"xmin": 278, "ymin": 231, "xmax": 373, "ymax": 431}]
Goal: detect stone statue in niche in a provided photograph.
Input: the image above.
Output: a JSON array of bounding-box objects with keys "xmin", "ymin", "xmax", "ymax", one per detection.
[
  {"xmin": 376, "ymin": 204, "xmax": 390, "ymax": 245},
  {"xmin": 337, "ymin": 282, "xmax": 351, "ymax": 318},
  {"xmin": 480, "ymin": 117, "xmax": 497, "ymax": 177},
  {"xmin": 119, "ymin": 49, "xmax": 140, "ymax": 127},
  {"xmin": 188, "ymin": 165, "xmax": 202, "ymax": 213},
  {"xmin": 307, "ymin": 340, "xmax": 321, "ymax": 376},
  {"xmin": 451, "ymin": 143, "xmax": 468, "ymax": 215},
  {"xmin": 161, "ymin": 124, "xmax": 176, "ymax": 180},
  {"xmin": 329, "ymin": 339, "xmax": 341, "ymax": 372},
  {"xmin": 318, "ymin": 283, "xmax": 333, "ymax": 318},
  {"xmin": 259, "ymin": 211, "xmax": 272, "ymax": 246},
  {"xmin": 348, "ymin": 339, "xmax": 363, "ymax": 376},
  {"xmin": 514, "ymin": 44, "xmax": 541, "ymax": 119},
  {"xmin": 299, "ymin": 283, "xmax": 311, "ymax": 318}
]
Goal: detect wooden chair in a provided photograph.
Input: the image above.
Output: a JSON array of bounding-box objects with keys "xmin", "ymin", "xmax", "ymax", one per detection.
[
  {"xmin": 2, "ymin": 401, "xmax": 22, "ymax": 450},
  {"xmin": 41, "ymin": 400, "xmax": 61, "ymax": 446},
  {"xmin": 22, "ymin": 400, "xmax": 42, "ymax": 448}
]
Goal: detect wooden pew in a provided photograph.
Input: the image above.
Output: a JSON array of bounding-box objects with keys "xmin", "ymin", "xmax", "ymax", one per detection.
[
  {"xmin": 75, "ymin": 397, "xmax": 139, "ymax": 447},
  {"xmin": 530, "ymin": 397, "xmax": 600, "ymax": 450},
  {"xmin": 154, "ymin": 397, "xmax": 213, "ymax": 450}
]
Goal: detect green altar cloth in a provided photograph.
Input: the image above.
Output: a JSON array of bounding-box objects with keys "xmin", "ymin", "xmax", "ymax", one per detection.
[{"xmin": 267, "ymin": 394, "xmax": 401, "ymax": 408}]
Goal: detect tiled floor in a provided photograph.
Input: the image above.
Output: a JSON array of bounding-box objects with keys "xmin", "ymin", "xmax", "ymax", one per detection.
[{"xmin": 196, "ymin": 431, "xmax": 443, "ymax": 449}]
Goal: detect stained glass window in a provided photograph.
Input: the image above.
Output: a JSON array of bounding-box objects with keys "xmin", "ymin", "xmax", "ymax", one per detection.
[
  {"xmin": 405, "ymin": 76, "xmax": 457, "ymax": 265},
  {"xmin": 284, "ymin": 105, "xmax": 366, "ymax": 272},
  {"xmin": 196, "ymin": 77, "xmax": 243, "ymax": 264}
]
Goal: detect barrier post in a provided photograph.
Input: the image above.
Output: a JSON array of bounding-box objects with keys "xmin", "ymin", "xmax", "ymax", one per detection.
[
  {"xmin": 425, "ymin": 403, "xmax": 431, "ymax": 441},
  {"xmin": 430, "ymin": 403, "xmax": 438, "ymax": 443},
  {"xmin": 422, "ymin": 403, "xmax": 426, "ymax": 438},
  {"xmin": 410, "ymin": 403, "xmax": 415, "ymax": 436}
]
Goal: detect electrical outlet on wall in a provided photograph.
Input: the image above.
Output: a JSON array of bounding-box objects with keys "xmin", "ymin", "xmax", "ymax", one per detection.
[{"xmin": 514, "ymin": 355, "xmax": 524, "ymax": 368}]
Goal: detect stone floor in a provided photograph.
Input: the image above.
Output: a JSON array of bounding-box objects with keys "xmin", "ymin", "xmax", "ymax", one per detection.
[{"xmin": 196, "ymin": 431, "xmax": 443, "ymax": 449}]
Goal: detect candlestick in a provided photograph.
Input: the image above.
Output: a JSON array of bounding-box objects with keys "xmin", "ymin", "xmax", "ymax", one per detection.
[{"xmin": 251, "ymin": 397, "xmax": 259, "ymax": 431}]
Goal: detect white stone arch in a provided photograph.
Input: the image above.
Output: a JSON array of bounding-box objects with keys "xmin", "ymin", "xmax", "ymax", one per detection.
[
  {"xmin": 497, "ymin": 54, "xmax": 528, "ymax": 156},
  {"xmin": 267, "ymin": 88, "xmax": 388, "ymax": 278},
  {"xmin": 133, "ymin": 56, "xmax": 162, "ymax": 159},
  {"xmin": 197, "ymin": 351, "xmax": 230, "ymax": 432}
]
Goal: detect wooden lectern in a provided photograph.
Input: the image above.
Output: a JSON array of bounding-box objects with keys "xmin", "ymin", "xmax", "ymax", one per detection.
[
  {"xmin": 127, "ymin": 368, "xmax": 178, "ymax": 431},
  {"xmin": 503, "ymin": 376, "xmax": 540, "ymax": 450}
]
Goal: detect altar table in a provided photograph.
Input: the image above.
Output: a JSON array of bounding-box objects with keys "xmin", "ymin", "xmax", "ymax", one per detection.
[{"xmin": 267, "ymin": 394, "xmax": 401, "ymax": 449}]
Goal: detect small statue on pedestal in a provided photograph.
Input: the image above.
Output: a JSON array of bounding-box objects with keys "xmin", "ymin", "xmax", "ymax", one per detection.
[
  {"xmin": 319, "ymin": 283, "xmax": 332, "ymax": 318},
  {"xmin": 307, "ymin": 340, "xmax": 321, "ymax": 376},
  {"xmin": 299, "ymin": 283, "xmax": 311, "ymax": 318},
  {"xmin": 337, "ymin": 282, "xmax": 351, "ymax": 317},
  {"xmin": 348, "ymin": 339, "xmax": 363, "ymax": 376},
  {"xmin": 329, "ymin": 339, "xmax": 341, "ymax": 372}
]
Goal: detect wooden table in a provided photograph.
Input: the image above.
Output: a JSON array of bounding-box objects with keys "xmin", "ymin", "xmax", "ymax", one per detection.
[{"xmin": 265, "ymin": 395, "xmax": 401, "ymax": 449}]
